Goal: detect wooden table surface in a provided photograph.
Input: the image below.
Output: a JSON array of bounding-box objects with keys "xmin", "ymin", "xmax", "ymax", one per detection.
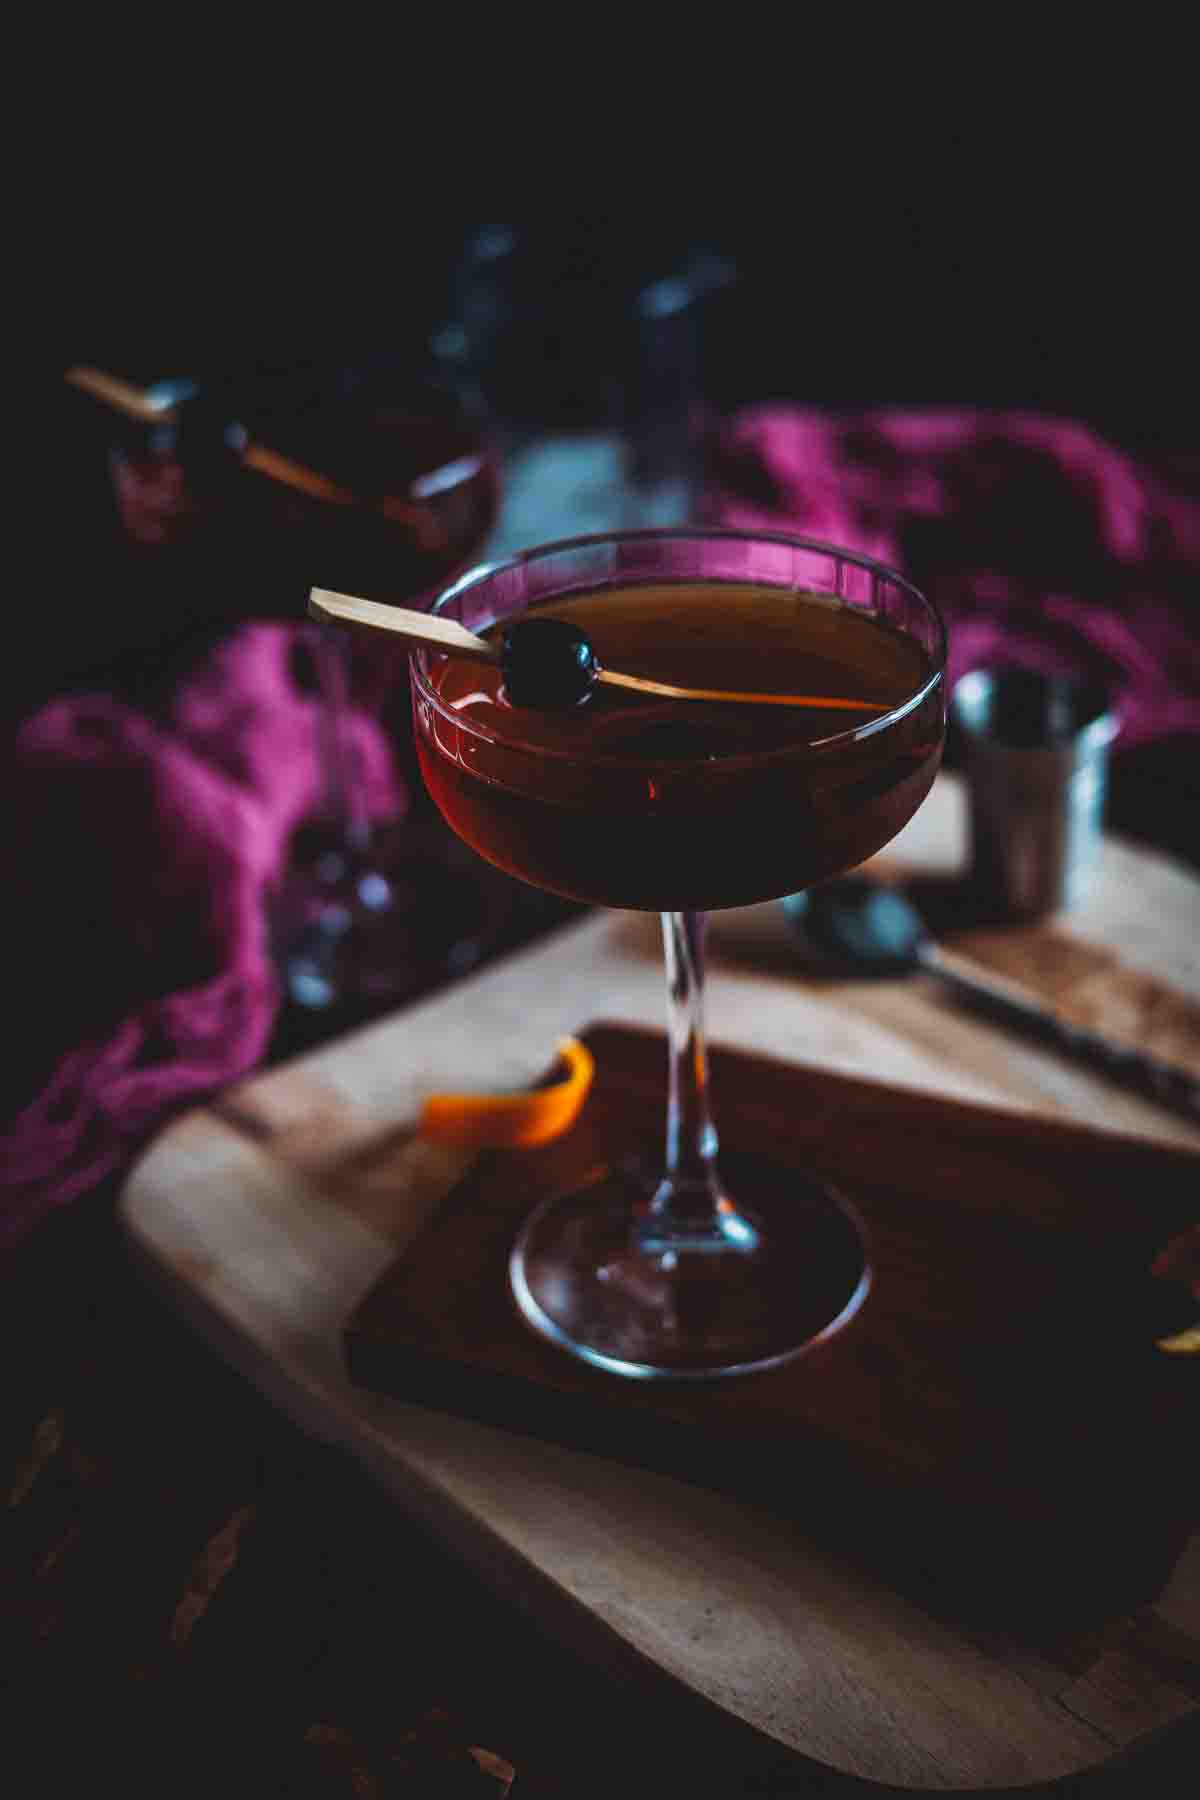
[{"xmin": 6, "ymin": 774, "xmax": 1199, "ymax": 1796}]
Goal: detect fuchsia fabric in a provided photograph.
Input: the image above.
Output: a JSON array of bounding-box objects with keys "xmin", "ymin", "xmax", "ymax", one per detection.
[
  {"xmin": 5, "ymin": 409, "xmax": 1199, "ymax": 1253},
  {"xmin": 3, "ymin": 625, "xmax": 402, "ymax": 1251},
  {"xmin": 705, "ymin": 408, "xmax": 1200, "ymax": 754}
]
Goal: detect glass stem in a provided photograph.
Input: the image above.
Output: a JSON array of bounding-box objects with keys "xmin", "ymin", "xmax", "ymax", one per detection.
[
  {"xmin": 636, "ymin": 911, "xmax": 758, "ymax": 1255},
  {"xmin": 313, "ymin": 624, "xmax": 372, "ymax": 858}
]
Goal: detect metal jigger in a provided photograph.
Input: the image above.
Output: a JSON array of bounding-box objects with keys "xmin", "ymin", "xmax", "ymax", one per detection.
[{"xmin": 952, "ymin": 667, "xmax": 1119, "ymax": 918}]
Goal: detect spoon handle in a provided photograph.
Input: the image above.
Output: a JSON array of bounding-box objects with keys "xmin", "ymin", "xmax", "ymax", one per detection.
[{"xmin": 919, "ymin": 943, "xmax": 1200, "ymax": 1119}]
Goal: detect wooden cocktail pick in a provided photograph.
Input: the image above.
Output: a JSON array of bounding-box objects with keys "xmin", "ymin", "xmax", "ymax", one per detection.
[
  {"xmin": 63, "ymin": 366, "xmax": 443, "ymax": 541},
  {"xmin": 309, "ymin": 588, "xmax": 889, "ymax": 714}
]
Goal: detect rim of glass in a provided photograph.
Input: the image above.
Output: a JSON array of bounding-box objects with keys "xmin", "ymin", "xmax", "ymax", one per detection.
[{"xmin": 412, "ymin": 528, "xmax": 947, "ymax": 766}]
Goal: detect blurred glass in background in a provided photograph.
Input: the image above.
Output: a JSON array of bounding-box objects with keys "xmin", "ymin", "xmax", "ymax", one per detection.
[{"xmin": 430, "ymin": 223, "xmax": 738, "ymax": 550}]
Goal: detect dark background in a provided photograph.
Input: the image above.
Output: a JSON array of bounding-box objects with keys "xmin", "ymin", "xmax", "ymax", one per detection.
[
  {"xmin": 56, "ymin": 182, "xmax": 1200, "ymax": 453},
  {"xmin": 44, "ymin": 82, "xmax": 1196, "ymax": 435},
  {"xmin": 44, "ymin": 139, "xmax": 1200, "ymax": 608}
]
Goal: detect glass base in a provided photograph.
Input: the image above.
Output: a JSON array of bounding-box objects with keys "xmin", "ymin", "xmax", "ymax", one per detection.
[{"xmin": 510, "ymin": 1152, "xmax": 870, "ymax": 1380}]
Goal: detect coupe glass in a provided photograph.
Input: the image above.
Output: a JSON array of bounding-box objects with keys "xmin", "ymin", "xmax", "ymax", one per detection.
[
  {"xmin": 411, "ymin": 531, "xmax": 947, "ymax": 1378},
  {"xmin": 256, "ymin": 366, "xmax": 503, "ymax": 1012},
  {"xmin": 101, "ymin": 360, "xmax": 503, "ymax": 1014}
]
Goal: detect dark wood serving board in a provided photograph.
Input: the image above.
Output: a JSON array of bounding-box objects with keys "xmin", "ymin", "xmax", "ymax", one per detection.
[
  {"xmin": 347, "ymin": 1022, "xmax": 1199, "ymax": 1633},
  {"xmin": 123, "ymin": 801, "xmax": 1200, "ymax": 1788}
]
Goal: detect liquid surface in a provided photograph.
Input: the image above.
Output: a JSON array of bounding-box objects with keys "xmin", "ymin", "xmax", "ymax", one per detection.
[
  {"xmin": 415, "ymin": 582, "xmax": 944, "ymax": 911},
  {"xmin": 443, "ymin": 583, "xmax": 929, "ymax": 755}
]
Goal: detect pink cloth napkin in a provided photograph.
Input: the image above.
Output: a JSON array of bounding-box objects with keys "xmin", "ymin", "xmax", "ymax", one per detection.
[
  {"xmin": 3, "ymin": 624, "xmax": 402, "ymax": 1253},
  {"xmin": 704, "ymin": 408, "xmax": 1200, "ymax": 754}
]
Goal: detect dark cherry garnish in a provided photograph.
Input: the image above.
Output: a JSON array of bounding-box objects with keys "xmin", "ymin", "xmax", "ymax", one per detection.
[{"xmin": 500, "ymin": 617, "xmax": 598, "ymax": 708}]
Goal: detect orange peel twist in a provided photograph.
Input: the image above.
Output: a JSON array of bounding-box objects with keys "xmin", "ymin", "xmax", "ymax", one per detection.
[{"xmin": 418, "ymin": 1036, "xmax": 595, "ymax": 1150}]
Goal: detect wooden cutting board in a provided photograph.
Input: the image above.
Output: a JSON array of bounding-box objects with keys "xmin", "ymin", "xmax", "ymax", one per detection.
[
  {"xmin": 121, "ymin": 778, "xmax": 1200, "ymax": 1791},
  {"xmin": 345, "ymin": 1021, "xmax": 1198, "ymax": 1636}
]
